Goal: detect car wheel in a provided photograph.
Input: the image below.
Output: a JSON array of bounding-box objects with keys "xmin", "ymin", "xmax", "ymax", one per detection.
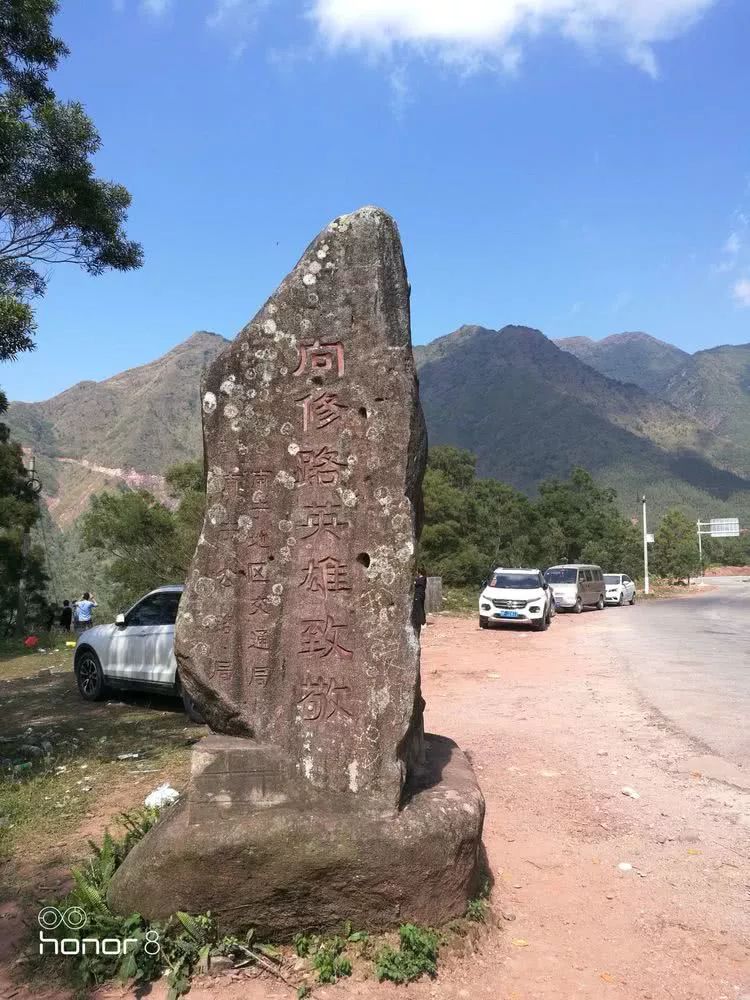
[
  {"xmin": 596, "ymin": 595, "xmax": 605, "ymax": 610},
  {"xmin": 573, "ymin": 598, "xmax": 583, "ymax": 614},
  {"xmin": 533, "ymin": 614, "xmax": 548, "ymax": 632},
  {"xmin": 618, "ymin": 592, "xmax": 624, "ymax": 606},
  {"xmin": 177, "ymin": 677, "xmax": 206, "ymax": 724},
  {"xmin": 75, "ymin": 649, "xmax": 106, "ymax": 702},
  {"xmin": 629, "ymin": 593, "xmax": 636, "ymax": 605},
  {"xmin": 479, "ymin": 615, "xmax": 489, "ymax": 629}
]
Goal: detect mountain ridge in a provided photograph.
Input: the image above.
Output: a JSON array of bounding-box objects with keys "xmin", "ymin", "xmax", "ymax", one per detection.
[{"xmin": 6, "ymin": 324, "xmax": 750, "ymax": 529}]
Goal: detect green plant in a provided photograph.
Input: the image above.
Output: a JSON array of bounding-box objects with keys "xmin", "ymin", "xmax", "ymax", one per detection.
[
  {"xmin": 374, "ymin": 923, "xmax": 440, "ymax": 984},
  {"xmin": 466, "ymin": 876, "xmax": 491, "ymax": 922},
  {"xmin": 466, "ymin": 897, "xmax": 488, "ymax": 922},
  {"xmin": 310, "ymin": 935, "xmax": 352, "ymax": 984},
  {"xmin": 293, "ymin": 932, "xmax": 356, "ymax": 984},
  {"xmin": 293, "ymin": 931, "xmax": 312, "ymax": 957}
]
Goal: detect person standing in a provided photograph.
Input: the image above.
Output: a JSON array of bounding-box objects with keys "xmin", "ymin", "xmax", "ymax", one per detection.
[
  {"xmin": 74, "ymin": 592, "xmax": 97, "ymax": 632},
  {"xmin": 412, "ymin": 567, "xmax": 427, "ymax": 633},
  {"xmin": 59, "ymin": 600, "xmax": 73, "ymax": 632}
]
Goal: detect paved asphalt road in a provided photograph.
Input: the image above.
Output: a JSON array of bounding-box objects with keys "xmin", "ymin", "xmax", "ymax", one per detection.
[{"xmin": 606, "ymin": 576, "xmax": 750, "ymax": 771}]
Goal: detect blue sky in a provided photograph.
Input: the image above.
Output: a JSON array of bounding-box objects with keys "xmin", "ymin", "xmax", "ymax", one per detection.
[{"xmin": 3, "ymin": 0, "xmax": 750, "ymax": 401}]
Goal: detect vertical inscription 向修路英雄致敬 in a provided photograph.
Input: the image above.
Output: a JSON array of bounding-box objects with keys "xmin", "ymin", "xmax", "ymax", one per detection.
[{"xmin": 292, "ymin": 340, "xmax": 354, "ymax": 728}]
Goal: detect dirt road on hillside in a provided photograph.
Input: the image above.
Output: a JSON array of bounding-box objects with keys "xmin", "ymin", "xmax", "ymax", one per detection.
[{"xmin": 7, "ymin": 607, "xmax": 750, "ymax": 1000}]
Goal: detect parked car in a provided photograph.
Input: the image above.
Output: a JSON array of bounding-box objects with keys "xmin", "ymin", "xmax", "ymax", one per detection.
[
  {"xmin": 604, "ymin": 573, "xmax": 636, "ymax": 606},
  {"xmin": 544, "ymin": 563, "xmax": 605, "ymax": 613},
  {"xmin": 479, "ymin": 568, "xmax": 555, "ymax": 631},
  {"xmin": 73, "ymin": 585, "xmax": 204, "ymax": 722}
]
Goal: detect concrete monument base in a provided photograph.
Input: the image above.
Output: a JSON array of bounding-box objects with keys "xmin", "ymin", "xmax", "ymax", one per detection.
[{"xmin": 108, "ymin": 733, "xmax": 485, "ymax": 938}]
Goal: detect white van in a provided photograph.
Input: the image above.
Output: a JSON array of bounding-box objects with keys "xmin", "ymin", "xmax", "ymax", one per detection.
[
  {"xmin": 544, "ymin": 564, "xmax": 605, "ymax": 613},
  {"xmin": 479, "ymin": 568, "xmax": 555, "ymax": 631}
]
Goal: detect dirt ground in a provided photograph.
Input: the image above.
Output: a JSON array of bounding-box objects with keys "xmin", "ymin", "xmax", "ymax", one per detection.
[{"xmin": 3, "ymin": 608, "xmax": 750, "ymax": 1000}]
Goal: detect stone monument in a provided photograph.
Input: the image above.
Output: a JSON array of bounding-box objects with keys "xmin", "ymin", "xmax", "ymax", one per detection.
[{"xmin": 108, "ymin": 207, "xmax": 484, "ymax": 937}]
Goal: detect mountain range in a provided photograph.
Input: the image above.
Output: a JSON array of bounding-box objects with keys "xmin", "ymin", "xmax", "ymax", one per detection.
[
  {"xmin": 5, "ymin": 325, "xmax": 750, "ymax": 530},
  {"xmin": 556, "ymin": 332, "xmax": 750, "ymax": 449}
]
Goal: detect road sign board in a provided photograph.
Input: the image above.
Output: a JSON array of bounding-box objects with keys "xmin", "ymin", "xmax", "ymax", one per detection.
[
  {"xmin": 709, "ymin": 517, "xmax": 740, "ymax": 538},
  {"xmin": 646, "ymin": 533, "xmax": 654, "ymax": 544}
]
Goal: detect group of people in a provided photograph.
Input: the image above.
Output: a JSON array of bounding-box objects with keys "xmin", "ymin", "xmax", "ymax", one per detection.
[{"xmin": 57, "ymin": 592, "xmax": 98, "ymax": 634}]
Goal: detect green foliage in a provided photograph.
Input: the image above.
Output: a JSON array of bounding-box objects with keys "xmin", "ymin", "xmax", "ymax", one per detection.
[
  {"xmin": 44, "ymin": 807, "xmax": 281, "ymax": 998},
  {"xmin": 536, "ymin": 468, "xmax": 641, "ymax": 574},
  {"xmin": 702, "ymin": 532, "xmax": 750, "ymax": 567},
  {"xmin": 465, "ymin": 897, "xmax": 488, "ymax": 922},
  {"xmin": 466, "ymin": 878, "xmax": 491, "ymax": 922},
  {"xmin": 311, "ymin": 936, "xmax": 352, "ymax": 984},
  {"xmin": 0, "ymin": 402, "xmax": 48, "ymax": 632},
  {"xmin": 79, "ymin": 460, "xmax": 205, "ymax": 607},
  {"xmin": 421, "ymin": 448, "xmax": 644, "ymax": 585},
  {"xmin": 294, "ymin": 929, "xmax": 362, "ymax": 984},
  {"xmin": 652, "ymin": 508, "xmax": 700, "ymax": 581},
  {"xmin": 0, "ymin": 0, "xmax": 142, "ymax": 363},
  {"xmin": 375, "ymin": 923, "xmax": 439, "ymax": 984}
]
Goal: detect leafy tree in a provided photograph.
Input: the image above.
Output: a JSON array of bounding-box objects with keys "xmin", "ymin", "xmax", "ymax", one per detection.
[
  {"xmin": 426, "ymin": 445, "xmax": 476, "ymax": 490},
  {"xmin": 0, "ymin": 392, "xmax": 47, "ymax": 631},
  {"xmin": 652, "ymin": 508, "xmax": 700, "ymax": 582},
  {"xmin": 702, "ymin": 533, "xmax": 750, "ymax": 568},
  {"xmin": 79, "ymin": 460, "xmax": 204, "ymax": 608},
  {"xmin": 0, "ymin": 0, "xmax": 142, "ymax": 361},
  {"xmin": 421, "ymin": 449, "xmax": 645, "ymax": 585}
]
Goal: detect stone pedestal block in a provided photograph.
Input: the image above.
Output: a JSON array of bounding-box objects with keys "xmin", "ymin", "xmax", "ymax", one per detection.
[{"xmin": 108, "ymin": 734, "xmax": 485, "ymax": 938}]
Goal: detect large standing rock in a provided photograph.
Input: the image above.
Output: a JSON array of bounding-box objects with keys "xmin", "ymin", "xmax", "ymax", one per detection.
[
  {"xmin": 108, "ymin": 207, "xmax": 484, "ymax": 935},
  {"xmin": 174, "ymin": 206, "xmax": 426, "ymax": 806}
]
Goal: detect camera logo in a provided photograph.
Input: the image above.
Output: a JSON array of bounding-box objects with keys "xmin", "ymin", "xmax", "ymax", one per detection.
[{"xmin": 38, "ymin": 907, "xmax": 160, "ymax": 957}]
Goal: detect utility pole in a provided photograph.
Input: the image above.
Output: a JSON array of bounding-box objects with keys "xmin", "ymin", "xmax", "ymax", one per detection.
[
  {"xmin": 641, "ymin": 494, "xmax": 650, "ymax": 595},
  {"xmin": 696, "ymin": 519, "xmax": 703, "ymax": 578},
  {"xmin": 15, "ymin": 454, "xmax": 42, "ymax": 636}
]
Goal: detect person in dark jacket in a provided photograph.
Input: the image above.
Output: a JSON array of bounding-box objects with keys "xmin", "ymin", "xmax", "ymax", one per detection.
[
  {"xmin": 412, "ymin": 566, "xmax": 427, "ymax": 633},
  {"xmin": 60, "ymin": 600, "xmax": 73, "ymax": 632}
]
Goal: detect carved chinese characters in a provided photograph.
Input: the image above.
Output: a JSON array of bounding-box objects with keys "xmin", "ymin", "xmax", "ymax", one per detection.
[{"xmin": 174, "ymin": 206, "xmax": 427, "ymax": 804}]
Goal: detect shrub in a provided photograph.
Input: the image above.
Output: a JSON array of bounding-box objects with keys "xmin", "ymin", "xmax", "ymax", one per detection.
[{"xmin": 375, "ymin": 923, "xmax": 439, "ymax": 983}]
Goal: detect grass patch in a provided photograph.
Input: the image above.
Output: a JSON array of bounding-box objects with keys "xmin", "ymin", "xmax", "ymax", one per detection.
[
  {"xmin": 0, "ymin": 636, "xmax": 74, "ymax": 682},
  {"xmin": 0, "ymin": 663, "xmax": 199, "ymax": 876},
  {"xmin": 440, "ymin": 586, "xmax": 478, "ymax": 617}
]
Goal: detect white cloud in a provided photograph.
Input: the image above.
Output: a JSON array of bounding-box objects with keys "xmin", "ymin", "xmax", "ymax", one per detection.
[
  {"xmin": 311, "ymin": 0, "xmax": 718, "ymax": 76},
  {"xmin": 388, "ymin": 64, "xmax": 412, "ymax": 118},
  {"xmin": 724, "ymin": 232, "xmax": 742, "ymax": 256},
  {"xmin": 140, "ymin": 0, "xmax": 172, "ymax": 14},
  {"xmin": 732, "ymin": 278, "xmax": 750, "ymax": 308},
  {"xmin": 206, "ymin": 0, "xmax": 269, "ymax": 55}
]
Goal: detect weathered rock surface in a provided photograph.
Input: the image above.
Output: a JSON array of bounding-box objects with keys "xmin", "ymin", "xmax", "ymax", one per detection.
[
  {"xmin": 109, "ymin": 207, "xmax": 484, "ymax": 935},
  {"xmin": 108, "ymin": 735, "xmax": 485, "ymax": 937},
  {"xmin": 175, "ymin": 206, "xmax": 426, "ymax": 806}
]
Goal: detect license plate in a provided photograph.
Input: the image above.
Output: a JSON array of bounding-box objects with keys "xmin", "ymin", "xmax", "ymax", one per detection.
[{"xmin": 496, "ymin": 610, "xmax": 520, "ymax": 619}]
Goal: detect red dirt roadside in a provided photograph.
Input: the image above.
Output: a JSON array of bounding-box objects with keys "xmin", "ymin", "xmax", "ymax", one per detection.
[{"xmin": 7, "ymin": 609, "xmax": 750, "ymax": 1000}]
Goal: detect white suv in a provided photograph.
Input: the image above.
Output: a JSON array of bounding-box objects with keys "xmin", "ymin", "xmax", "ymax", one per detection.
[
  {"xmin": 73, "ymin": 585, "xmax": 203, "ymax": 722},
  {"xmin": 604, "ymin": 573, "xmax": 636, "ymax": 606},
  {"xmin": 479, "ymin": 568, "xmax": 555, "ymax": 631}
]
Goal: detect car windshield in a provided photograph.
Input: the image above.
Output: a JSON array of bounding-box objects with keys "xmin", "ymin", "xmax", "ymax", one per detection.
[
  {"xmin": 604, "ymin": 575, "xmax": 621, "ymax": 585},
  {"xmin": 488, "ymin": 573, "xmax": 540, "ymax": 589},
  {"xmin": 545, "ymin": 568, "xmax": 577, "ymax": 584}
]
